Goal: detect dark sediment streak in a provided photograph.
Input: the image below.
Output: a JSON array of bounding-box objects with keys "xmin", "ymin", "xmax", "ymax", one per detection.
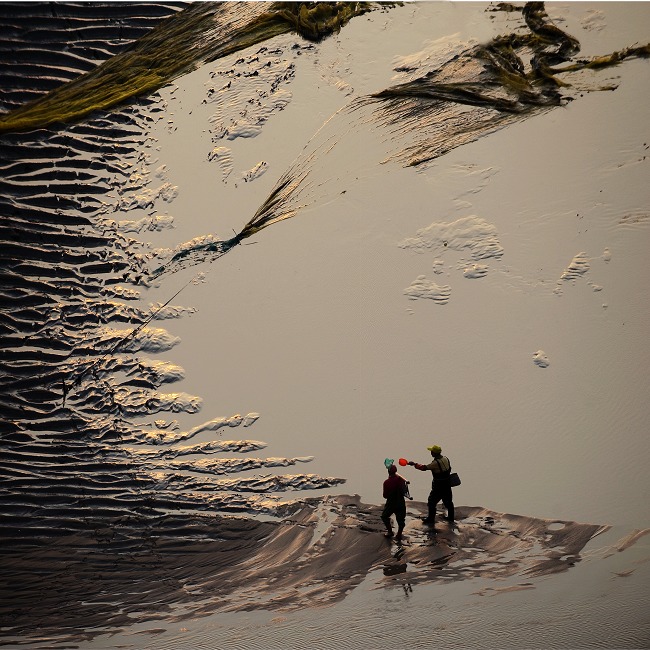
[{"xmin": 226, "ymin": 3, "xmax": 648, "ymax": 245}]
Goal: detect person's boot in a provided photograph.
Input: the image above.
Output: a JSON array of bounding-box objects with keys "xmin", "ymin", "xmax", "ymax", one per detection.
[
  {"xmin": 396, "ymin": 525, "xmax": 404, "ymax": 541},
  {"xmin": 444, "ymin": 504, "xmax": 455, "ymax": 523},
  {"xmin": 422, "ymin": 512, "xmax": 436, "ymax": 526},
  {"xmin": 384, "ymin": 524, "xmax": 394, "ymax": 538}
]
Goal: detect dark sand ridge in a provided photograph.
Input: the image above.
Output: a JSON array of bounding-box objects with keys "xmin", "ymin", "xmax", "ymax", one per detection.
[
  {"xmin": 0, "ymin": 1, "xmax": 187, "ymax": 113},
  {"xmin": 5, "ymin": 495, "xmax": 643, "ymax": 647}
]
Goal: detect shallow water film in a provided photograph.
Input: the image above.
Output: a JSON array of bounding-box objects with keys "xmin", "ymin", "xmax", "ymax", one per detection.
[{"xmin": 1, "ymin": 2, "xmax": 649, "ymax": 648}]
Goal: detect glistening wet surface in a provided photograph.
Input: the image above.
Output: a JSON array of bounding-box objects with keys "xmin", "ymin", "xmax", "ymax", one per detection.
[{"xmin": 1, "ymin": 2, "xmax": 649, "ymax": 648}]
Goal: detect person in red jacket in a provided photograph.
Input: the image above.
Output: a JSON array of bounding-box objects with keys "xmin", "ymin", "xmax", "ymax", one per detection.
[
  {"xmin": 408, "ymin": 444, "xmax": 454, "ymax": 527},
  {"xmin": 382, "ymin": 464, "xmax": 409, "ymax": 540}
]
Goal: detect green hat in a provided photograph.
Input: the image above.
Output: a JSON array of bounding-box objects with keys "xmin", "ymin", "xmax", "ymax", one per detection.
[{"xmin": 427, "ymin": 445, "xmax": 442, "ymax": 454}]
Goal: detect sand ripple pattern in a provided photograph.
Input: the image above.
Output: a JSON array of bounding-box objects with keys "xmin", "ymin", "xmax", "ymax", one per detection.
[
  {"xmin": 404, "ymin": 276, "xmax": 452, "ymax": 304},
  {"xmin": 0, "ymin": 11, "xmax": 346, "ymax": 630},
  {"xmin": 206, "ymin": 43, "xmax": 297, "ymax": 145},
  {"xmin": 0, "ymin": 2, "xmax": 185, "ymax": 113}
]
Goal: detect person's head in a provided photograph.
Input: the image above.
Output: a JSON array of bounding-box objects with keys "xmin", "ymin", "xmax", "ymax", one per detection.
[
  {"xmin": 427, "ymin": 444, "xmax": 442, "ymax": 457},
  {"xmin": 388, "ymin": 464, "xmax": 397, "ymax": 474}
]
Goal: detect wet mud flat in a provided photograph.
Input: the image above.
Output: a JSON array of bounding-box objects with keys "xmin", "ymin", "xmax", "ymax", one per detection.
[
  {"xmin": 4, "ymin": 495, "xmax": 645, "ymax": 648},
  {"xmin": 1, "ymin": 1, "xmax": 650, "ymax": 648}
]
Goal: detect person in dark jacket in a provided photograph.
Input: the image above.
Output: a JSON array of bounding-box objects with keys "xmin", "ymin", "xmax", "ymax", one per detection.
[
  {"xmin": 408, "ymin": 444, "xmax": 454, "ymax": 527},
  {"xmin": 382, "ymin": 464, "xmax": 408, "ymax": 540}
]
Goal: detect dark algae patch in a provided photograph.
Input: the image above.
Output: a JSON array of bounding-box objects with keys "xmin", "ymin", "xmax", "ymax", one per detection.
[
  {"xmin": 366, "ymin": 2, "xmax": 649, "ymax": 166},
  {"xmin": 0, "ymin": 2, "xmax": 378, "ymax": 134},
  {"xmin": 212, "ymin": 1, "xmax": 650, "ymax": 248},
  {"xmin": 150, "ymin": 1, "xmax": 650, "ymax": 278}
]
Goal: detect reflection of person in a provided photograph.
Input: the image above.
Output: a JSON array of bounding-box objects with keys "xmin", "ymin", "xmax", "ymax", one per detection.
[
  {"xmin": 382, "ymin": 464, "xmax": 408, "ymax": 540},
  {"xmin": 408, "ymin": 445, "xmax": 454, "ymax": 527}
]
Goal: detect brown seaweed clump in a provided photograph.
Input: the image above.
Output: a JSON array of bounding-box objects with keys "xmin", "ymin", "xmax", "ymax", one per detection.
[
  {"xmin": 0, "ymin": 2, "xmax": 381, "ymax": 135},
  {"xmin": 232, "ymin": 1, "xmax": 650, "ymax": 242}
]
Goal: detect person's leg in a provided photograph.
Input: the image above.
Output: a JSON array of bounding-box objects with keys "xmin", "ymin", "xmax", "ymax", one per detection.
[
  {"xmin": 395, "ymin": 501, "xmax": 406, "ymax": 539},
  {"xmin": 425, "ymin": 488, "xmax": 440, "ymax": 524},
  {"xmin": 381, "ymin": 502, "xmax": 394, "ymax": 536},
  {"xmin": 442, "ymin": 486, "xmax": 454, "ymax": 521}
]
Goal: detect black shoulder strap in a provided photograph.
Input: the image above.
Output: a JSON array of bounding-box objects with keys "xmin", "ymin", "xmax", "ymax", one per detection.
[{"xmin": 435, "ymin": 458, "xmax": 450, "ymax": 473}]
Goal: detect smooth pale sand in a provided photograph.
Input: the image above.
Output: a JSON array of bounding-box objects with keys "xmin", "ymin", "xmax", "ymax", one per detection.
[
  {"xmin": 136, "ymin": 2, "xmax": 650, "ymax": 526},
  {"xmin": 19, "ymin": 3, "xmax": 649, "ymax": 648}
]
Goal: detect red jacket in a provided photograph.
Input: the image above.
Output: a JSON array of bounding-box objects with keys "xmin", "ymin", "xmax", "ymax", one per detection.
[{"xmin": 383, "ymin": 474, "xmax": 407, "ymax": 500}]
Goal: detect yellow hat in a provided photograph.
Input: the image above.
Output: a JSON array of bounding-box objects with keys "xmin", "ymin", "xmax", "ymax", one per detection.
[{"xmin": 427, "ymin": 445, "xmax": 442, "ymax": 454}]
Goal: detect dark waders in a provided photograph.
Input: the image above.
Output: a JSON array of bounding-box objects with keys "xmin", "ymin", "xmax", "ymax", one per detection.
[
  {"xmin": 382, "ymin": 497, "xmax": 406, "ymax": 538},
  {"xmin": 427, "ymin": 478, "xmax": 454, "ymax": 525}
]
